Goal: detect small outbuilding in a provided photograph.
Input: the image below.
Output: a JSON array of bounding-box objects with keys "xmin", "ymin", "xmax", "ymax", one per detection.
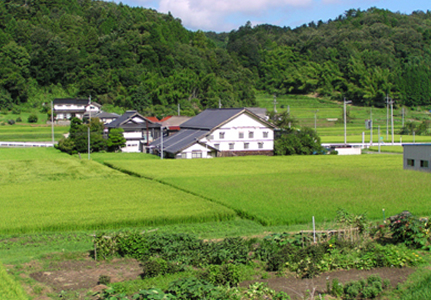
[{"xmin": 402, "ymin": 143, "xmax": 431, "ymax": 172}]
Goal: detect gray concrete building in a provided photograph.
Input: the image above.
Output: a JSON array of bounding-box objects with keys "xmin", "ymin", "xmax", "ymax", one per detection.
[{"xmin": 403, "ymin": 143, "xmax": 431, "ymax": 172}]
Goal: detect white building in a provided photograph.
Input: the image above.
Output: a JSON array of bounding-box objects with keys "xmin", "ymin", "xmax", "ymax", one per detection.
[
  {"xmin": 150, "ymin": 108, "xmax": 275, "ymax": 159},
  {"xmin": 53, "ymin": 98, "xmax": 101, "ymax": 120},
  {"xmin": 106, "ymin": 110, "xmax": 162, "ymax": 153}
]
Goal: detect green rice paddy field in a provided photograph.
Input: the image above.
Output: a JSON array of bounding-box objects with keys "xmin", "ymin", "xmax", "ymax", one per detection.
[
  {"xmin": 0, "ymin": 148, "xmax": 235, "ymax": 234},
  {"xmin": 104, "ymin": 154, "xmax": 431, "ymax": 226}
]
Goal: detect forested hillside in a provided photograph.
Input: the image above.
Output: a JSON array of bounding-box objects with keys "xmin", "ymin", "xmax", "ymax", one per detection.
[
  {"xmin": 225, "ymin": 8, "xmax": 431, "ymax": 107},
  {"xmin": 1, "ymin": 0, "xmax": 431, "ymax": 117},
  {"xmin": 0, "ymin": 0, "xmax": 255, "ymax": 116}
]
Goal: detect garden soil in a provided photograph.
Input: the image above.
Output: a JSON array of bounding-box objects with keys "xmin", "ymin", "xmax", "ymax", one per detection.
[{"xmin": 18, "ymin": 253, "xmax": 416, "ymax": 300}]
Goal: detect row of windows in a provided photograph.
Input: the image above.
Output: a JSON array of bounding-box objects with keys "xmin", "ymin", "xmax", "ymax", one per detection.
[
  {"xmin": 406, "ymin": 159, "xmax": 429, "ymax": 168},
  {"xmin": 217, "ymin": 131, "xmax": 269, "ymax": 139},
  {"xmin": 219, "ymin": 142, "xmax": 264, "ymax": 150}
]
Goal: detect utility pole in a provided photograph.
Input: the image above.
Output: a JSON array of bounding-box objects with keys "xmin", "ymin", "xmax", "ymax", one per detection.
[
  {"xmin": 51, "ymin": 101, "xmax": 54, "ymax": 144},
  {"xmin": 273, "ymin": 94, "xmax": 277, "ymax": 113},
  {"xmin": 344, "ymin": 97, "xmax": 352, "ymax": 144},
  {"xmin": 160, "ymin": 126, "xmax": 164, "ymax": 160},
  {"xmin": 219, "ymin": 99, "xmax": 222, "ymax": 109},
  {"xmin": 378, "ymin": 126, "xmax": 381, "ymax": 153},
  {"xmin": 178, "ymin": 103, "xmax": 180, "ymax": 116},
  {"xmin": 88, "ymin": 95, "xmax": 91, "ymax": 160},
  {"xmin": 385, "ymin": 97, "xmax": 395, "ymax": 144},
  {"xmin": 369, "ymin": 107, "xmax": 373, "ymax": 146},
  {"xmin": 386, "ymin": 94, "xmax": 389, "ymax": 140}
]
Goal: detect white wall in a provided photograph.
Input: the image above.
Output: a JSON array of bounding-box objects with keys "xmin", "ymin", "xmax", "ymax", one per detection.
[
  {"xmin": 200, "ymin": 113, "xmax": 273, "ymax": 152},
  {"xmin": 178, "ymin": 143, "xmax": 214, "ymax": 159}
]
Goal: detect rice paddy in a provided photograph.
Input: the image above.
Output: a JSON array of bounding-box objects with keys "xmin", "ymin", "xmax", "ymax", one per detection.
[
  {"xmin": 0, "ymin": 262, "xmax": 27, "ymax": 300},
  {"xmin": 105, "ymin": 155, "xmax": 431, "ymax": 226},
  {"xmin": 0, "ymin": 149, "xmax": 236, "ymax": 234}
]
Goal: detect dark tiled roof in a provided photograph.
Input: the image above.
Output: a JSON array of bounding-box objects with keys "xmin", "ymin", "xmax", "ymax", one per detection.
[
  {"xmin": 150, "ymin": 129, "xmax": 209, "ymax": 154},
  {"xmin": 85, "ymin": 111, "xmax": 120, "ymax": 118},
  {"xmin": 180, "ymin": 108, "xmax": 244, "ymax": 130},
  {"xmin": 107, "ymin": 110, "xmax": 159, "ymax": 129},
  {"xmin": 53, "ymin": 98, "xmax": 89, "ymax": 105}
]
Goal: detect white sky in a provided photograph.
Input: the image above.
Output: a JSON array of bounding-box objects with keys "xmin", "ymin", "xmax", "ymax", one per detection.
[{"xmin": 109, "ymin": 0, "xmax": 430, "ymax": 32}]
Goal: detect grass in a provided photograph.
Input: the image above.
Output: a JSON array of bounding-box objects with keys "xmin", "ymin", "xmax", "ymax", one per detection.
[
  {"xmin": 0, "ymin": 148, "xmax": 236, "ymax": 234},
  {"xmin": 256, "ymin": 93, "xmax": 431, "ymax": 144},
  {"xmin": 0, "ymin": 124, "xmax": 68, "ymax": 141},
  {"xmin": 0, "ymin": 262, "xmax": 28, "ymax": 300},
  {"xmin": 368, "ymin": 146, "xmax": 404, "ymax": 153},
  {"xmin": 105, "ymin": 155, "xmax": 431, "ymax": 226},
  {"xmin": 396, "ymin": 268, "xmax": 431, "ymax": 299}
]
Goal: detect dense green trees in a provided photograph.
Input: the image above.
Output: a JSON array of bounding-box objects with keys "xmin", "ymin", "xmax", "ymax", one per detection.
[
  {"xmin": 1, "ymin": 1, "xmax": 431, "ymax": 112},
  {"xmin": 222, "ymin": 8, "xmax": 431, "ymax": 106},
  {"xmin": 57, "ymin": 117, "xmax": 106, "ymax": 154},
  {"xmin": 0, "ymin": 0, "xmax": 256, "ymax": 114}
]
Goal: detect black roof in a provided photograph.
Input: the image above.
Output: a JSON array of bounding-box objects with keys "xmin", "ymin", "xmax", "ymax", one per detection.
[
  {"xmin": 107, "ymin": 110, "xmax": 160, "ymax": 129},
  {"xmin": 180, "ymin": 108, "xmax": 274, "ymax": 130},
  {"xmin": 53, "ymin": 98, "xmax": 89, "ymax": 105},
  {"xmin": 180, "ymin": 108, "xmax": 244, "ymax": 130},
  {"xmin": 150, "ymin": 129, "xmax": 209, "ymax": 154}
]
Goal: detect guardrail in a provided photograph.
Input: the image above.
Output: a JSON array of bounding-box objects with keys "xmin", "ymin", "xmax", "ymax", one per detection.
[{"xmin": 0, "ymin": 141, "xmax": 55, "ymax": 148}]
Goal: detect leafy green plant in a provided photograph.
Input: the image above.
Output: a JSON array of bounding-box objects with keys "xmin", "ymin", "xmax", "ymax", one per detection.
[
  {"xmin": 389, "ymin": 211, "xmax": 430, "ymax": 248},
  {"xmin": 27, "ymin": 114, "xmax": 38, "ymax": 123}
]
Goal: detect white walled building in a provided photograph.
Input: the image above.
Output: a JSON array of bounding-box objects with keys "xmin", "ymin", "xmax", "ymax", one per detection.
[
  {"xmin": 150, "ymin": 108, "xmax": 275, "ymax": 159},
  {"xmin": 53, "ymin": 98, "xmax": 101, "ymax": 120},
  {"xmin": 106, "ymin": 110, "xmax": 162, "ymax": 153}
]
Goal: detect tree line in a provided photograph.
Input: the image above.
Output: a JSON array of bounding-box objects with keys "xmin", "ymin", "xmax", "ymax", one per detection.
[{"xmin": 1, "ymin": 1, "xmax": 431, "ymax": 116}]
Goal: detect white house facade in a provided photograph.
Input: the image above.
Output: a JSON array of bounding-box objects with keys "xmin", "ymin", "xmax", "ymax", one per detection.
[
  {"xmin": 53, "ymin": 98, "xmax": 101, "ymax": 120},
  {"xmin": 150, "ymin": 108, "xmax": 275, "ymax": 159},
  {"xmin": 106, "ymin": 110, "xmax": 162, "ymax": 153}
]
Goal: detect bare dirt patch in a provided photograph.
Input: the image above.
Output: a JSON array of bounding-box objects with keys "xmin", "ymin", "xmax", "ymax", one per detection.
[
  {"xmin": 29, "ymin": 257, "xmax": 142, "ymax": 293},
  {"xmin": 241, "ymin": 267, "xmax": 415, "ymax": 299}
]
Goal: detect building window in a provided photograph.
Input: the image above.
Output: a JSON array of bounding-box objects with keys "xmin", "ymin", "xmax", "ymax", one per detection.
[
  {"xmin": 181, "ymin": 152, "xmax": 187, "ymax": 159},
  {"xmin": 258, "ymin": 142, "xmax": 264, "ymax": 149},
  {"xmin": 263, "ymin": 131, "xmax": 268, "ymax": 138},
  {"xmin": 249, "ymin": 131, "xmax": 254, "ymax": 138},
  {"xmin": 219, "ymin": 132, "xmax": 225, "ymax": 139},
  {"xmin": 208, "ymin": 135, "xmax": 214, "ymax": 140},
  {"xmin": 239, "ymin": 132, "xmax": 244, "ymax": 139},
  {"xmin": 244, "ymin": 143, "xmax": 249, "ymax": 149},
  {"xmin": 407, "ymin": 159, "xmax": 415, "ymax": 167},
  {"xmin": 421, "ymin": 160, "xmax": 429, "ymax": 168},
  {"xmin": 192, "ymin": 151, "xmax": 202, "ymax": 158},
  {"xmin": 229, "ymin": 143, "xmax": 235, "ymax": 150},
  {"xmin": 214, "ymin": 144, "xmax": 220, "ymax": 150}
]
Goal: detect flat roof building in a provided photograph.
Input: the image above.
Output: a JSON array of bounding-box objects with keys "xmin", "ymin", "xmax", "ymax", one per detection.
[{"xmin": 402, "ymin": 143, "xmax": 431, "ymax": 172}]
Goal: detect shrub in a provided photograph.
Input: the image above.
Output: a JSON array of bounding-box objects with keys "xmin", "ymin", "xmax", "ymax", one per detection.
[
  {"xmin": 98, "ymin": 275, "xmax": 111, "ymax": 285},
  {"xmin": 142, "ymin": 257, "xmax": 169, "ymax": 278},
  {"xmin": 198, "ymin": 264, "xmax": 241, "ymax": 287},
  {"xmin": 7, "ymin": 119, "xmax": 15, "ymax": 125},
  {"xmin": 15, "ymin": 117, "xmax": 22, "ymax": 122},
  {"xmin": 11, "ymin": 107, "xmax": 21, "ymax": 114},
  {"xmin": 167, "ymin": 277, "xmax": 228, "ymax": 300},
  {"xmin": 27, "ymin": 114, "xmax": 38, "ymax": 123},
  {"xmin": 389, "ymin": 211, "xmax": 430, "ymax": 248}
]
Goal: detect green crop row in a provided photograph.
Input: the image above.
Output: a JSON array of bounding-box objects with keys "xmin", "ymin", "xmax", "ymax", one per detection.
[
  {"xmin": 0, "ymin": 125, "xmax": 68, "ymax": 141},
  {"xmin": 0, "ymin": 177, "xmax": 236, "ymax": 234},
  {"xmin": 0, "ymin": 149, "xmax": 236, "ymax": 234},
  {"xmin": 105, "ymin": 155, "xmax": 431, "ymax": 226},
  {"xmin": 0, "ymin": 262, "xmax": 28, "ymax": 300}
]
